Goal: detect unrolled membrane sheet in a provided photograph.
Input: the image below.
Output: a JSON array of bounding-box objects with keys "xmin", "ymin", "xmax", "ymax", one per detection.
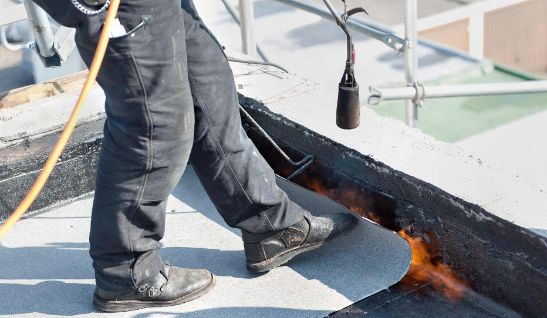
[{"xmin": 0, "ymin": 167, "xmax": 411, "ymax": 317}]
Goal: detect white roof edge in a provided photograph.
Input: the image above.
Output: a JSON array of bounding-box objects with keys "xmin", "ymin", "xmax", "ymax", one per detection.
[
  {"xmin": 231, "ymin": 61, "xmax": 547, "ymax": 236},
  {"xmin": 2, "ymin": 62, "xmax": 544, "ymax": 236}
]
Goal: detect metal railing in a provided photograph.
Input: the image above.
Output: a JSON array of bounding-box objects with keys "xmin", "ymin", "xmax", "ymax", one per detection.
[
  {"xmin": 275, "ymin": 0, "xmax": 406, "ymax": 53},
  {"xmin": 0, "ymin": 26, "xmax": 32, "ymax": 51},
  {"xmin": 221, "ymin": 0, "xmax": 270, "ymax": 61},
  {"xmin": 369, "ymin": 81, "xmax": 547, "ymax": 105},
  {"xmin": 234, "ymin": 0, "xmax": 547, "ymax": 127},
  {"xmin": 404, "ymin": 0, "xmax": 418, "ymax": 127}
]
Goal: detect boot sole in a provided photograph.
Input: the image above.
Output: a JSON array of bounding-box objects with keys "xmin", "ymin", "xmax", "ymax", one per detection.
[
  {"xmin": 246, "ymin": 217, "xmax": 358, "ymax": 273},
  {"xmin": 93, "ymin": 274, "xmax": 216, "ymax": 313},
  {"xmin": 246, "ymin": 242, "xmax": 324, "ymax": 273}
]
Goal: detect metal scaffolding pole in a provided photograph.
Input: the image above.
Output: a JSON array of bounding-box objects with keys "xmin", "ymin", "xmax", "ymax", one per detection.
[
  {"xmin": 239, "ymin": 0, "xmax": 257, "ymax": 56},
  {"xmin": 232, "ymin": 0, "xmax": 547, "ymax": 123},
  {"xmin": 368, "ymin": 81, "xmax": 547, "ymax": 105},
  {"xmin": 221, "ymin": 0, "xmax": 270, "ymax": 62},
  {"xmin": 275, "ymin": 0, "xmax": 406, "ymax": 52},
  {"xmin": 22, "ymin": 0, "xmax": 55, "ymax": 58},
  {"xmin": 404, "ymin": 0, "xmax": 418, "ymax": 127}
]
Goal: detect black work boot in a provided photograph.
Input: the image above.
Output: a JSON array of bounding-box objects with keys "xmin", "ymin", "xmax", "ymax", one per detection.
[
  {"xmin": 93, "ymin": 264, "xmax": 215, "ymax": 312},
  {"xmin": 243, "ymin": 213, "xmax": 357, "ymax": 273}
]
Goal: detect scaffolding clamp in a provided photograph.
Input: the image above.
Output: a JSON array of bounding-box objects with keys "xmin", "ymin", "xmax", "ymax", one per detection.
[
  {"xmin": 367, "ymin": 81, "xmax": 425, "ymax": 106},
  {"xmin": 412, "ymin": 81, "xmax": 425, "ymax": 107}
]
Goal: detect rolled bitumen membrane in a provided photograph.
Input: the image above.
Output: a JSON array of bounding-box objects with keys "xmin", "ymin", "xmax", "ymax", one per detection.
[{"xmin": 0, "ymin": 166, "xmax": 411, "ymax": 317}]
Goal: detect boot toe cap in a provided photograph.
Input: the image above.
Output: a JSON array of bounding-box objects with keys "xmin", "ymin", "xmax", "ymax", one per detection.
[
  {"xmin": 307, "ymin": 213, "xmax": 357, "ymax": 242},
  {"xmin": 168, "ymin": 267, "xmax": 214, "ymax": 297}
]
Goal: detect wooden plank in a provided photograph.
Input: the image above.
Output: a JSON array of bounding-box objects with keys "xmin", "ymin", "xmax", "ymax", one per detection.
[
  {"xmin": 0, "ymin": 71, "xmax": 88, "ymax": 110},
  {"xmin": 484, "ymin": 0, "xmax": 547, "ymax": 75},
  {"xmin": 419, "ymin": 18, "xmax": 470, "ymax": 54}
]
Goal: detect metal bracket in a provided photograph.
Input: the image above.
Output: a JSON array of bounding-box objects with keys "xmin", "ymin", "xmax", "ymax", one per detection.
[
  {"xmin": 367, "ymin": 81, "xmax": 425, "ymax": 106},
  {"xmin": 367, "ymin": 86, "xmax": 384, "ymax": 106},
  {"xmin": 52, "ymin": 26, "xmax": 77, "ymax": 65},
  {"xmin": 412, "ymin": 81, "xmax": 425, "ymax": 107}
]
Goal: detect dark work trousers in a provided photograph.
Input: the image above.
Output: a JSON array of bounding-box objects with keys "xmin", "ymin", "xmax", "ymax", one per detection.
[{"xmin": 32, "ymin": 0, "xmax": 306, "ymax": 291}]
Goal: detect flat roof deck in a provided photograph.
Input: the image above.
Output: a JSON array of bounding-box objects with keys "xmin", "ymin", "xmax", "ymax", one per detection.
[
  {"xmin": 1, "ymin": 167, "xmax": 522, "ymax": 317},
  {"xmin": 0, "ymin": 60, "xmax": 543, "ymax": 317},
  {"xmin": 0, "ymin": 166, "xmax": 411, "ymax": 317}
]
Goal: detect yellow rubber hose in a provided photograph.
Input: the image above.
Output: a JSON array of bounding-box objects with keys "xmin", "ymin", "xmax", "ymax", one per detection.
[{"xmin": 0, "ymin": 0, "xmax": 121, "ymax": 240}]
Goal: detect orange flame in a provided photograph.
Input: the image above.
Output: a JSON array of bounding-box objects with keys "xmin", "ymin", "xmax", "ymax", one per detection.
[
  {"xmin": 292, "ymin": 170, "xmax": 468, "ymax": 300},
  {"xmin": 399, "ymin": 230, "xmax": 468, "ymax": 300},
  {"xmin": 298, "ymin": 176, "xmax": 384, "ymax": 224}
]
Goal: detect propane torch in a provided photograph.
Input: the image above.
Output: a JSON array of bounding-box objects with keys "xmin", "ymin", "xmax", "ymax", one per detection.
[{"xmin": 322, "ymin": 0, "xmax": 368, "ymax": 129}]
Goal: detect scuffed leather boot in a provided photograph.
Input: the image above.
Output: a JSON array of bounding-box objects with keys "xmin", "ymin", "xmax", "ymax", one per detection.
[
  {"xmin": 243, "ymin": 213, "xmax": 357, "ymax": 273},
  {"xmin": 93, "ymin": 264, "xmax": 215, "ymax": 312}
]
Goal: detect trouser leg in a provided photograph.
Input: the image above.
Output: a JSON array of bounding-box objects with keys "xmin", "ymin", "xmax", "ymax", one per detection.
[
  {"xmin": 75, "ymin": 1, "xmax": 194, "ymax": 291},
  {"xmin": 180, "ymin": 0, "xmax": 306, "ymax": 234}
]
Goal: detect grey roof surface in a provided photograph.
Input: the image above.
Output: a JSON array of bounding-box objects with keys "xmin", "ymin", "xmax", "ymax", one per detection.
[
  {"xmin": 0, "ymin": 166, "xmax": 411, "ymax": 317},
  {"xmin": 0, "ymin": 47, "xmax": 33, "ymax": 93}
]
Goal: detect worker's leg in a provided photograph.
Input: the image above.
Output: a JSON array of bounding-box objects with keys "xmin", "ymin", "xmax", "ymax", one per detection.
[
  {"xmin": 180, "ymin": 1, "xmax": 356, "ymax": 273},
  {"xmin": 181, "ymin": 0, "xmax": 306, "ymax": 234},
  {"xmin": 75, "ymin": 1, "xmax": 195, "ymax": 291}
]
